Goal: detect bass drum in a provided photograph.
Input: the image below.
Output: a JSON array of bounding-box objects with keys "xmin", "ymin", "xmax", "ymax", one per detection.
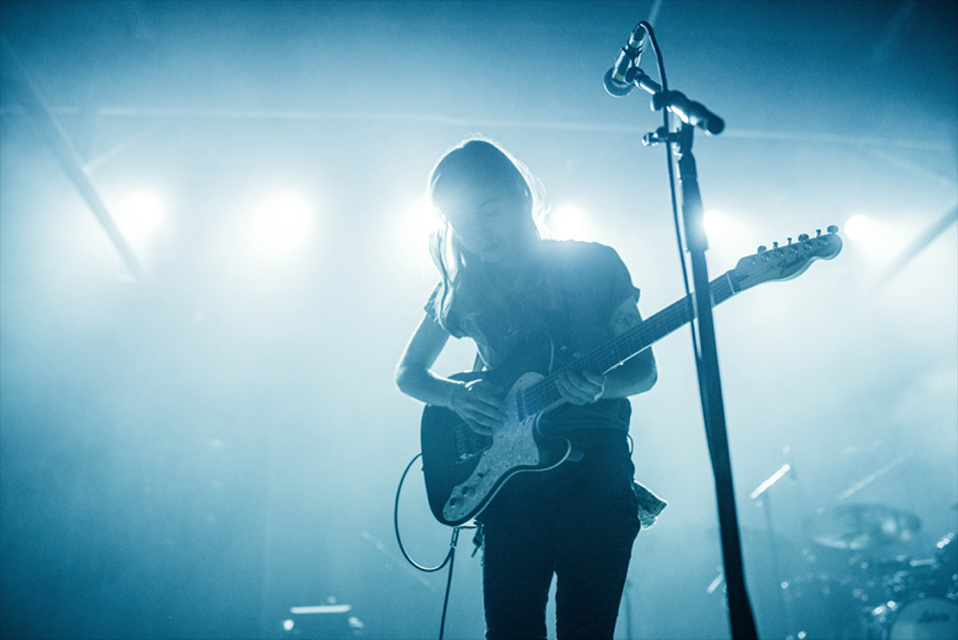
[
  {"xmin": 935, "ymin": 532, "xmax": 958, "ymax": 598},
  {"xmin": 886, "ymin": 597, "xmax": 957, "ymax": 640}
]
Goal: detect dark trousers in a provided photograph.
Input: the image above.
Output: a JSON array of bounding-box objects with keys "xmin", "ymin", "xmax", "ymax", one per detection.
[{"xmin": 478, "ymin": 429, "xmax": 641, "ymax": 640}]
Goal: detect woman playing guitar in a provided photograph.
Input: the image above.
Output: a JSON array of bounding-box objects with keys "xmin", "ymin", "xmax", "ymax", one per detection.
[{"xmin": 396, "ymin": 137, "xmax": 657, "ymax": 640}]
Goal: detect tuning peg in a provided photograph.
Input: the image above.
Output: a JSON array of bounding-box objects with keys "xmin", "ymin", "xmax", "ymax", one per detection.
[
  {"xmin": 773, "ymin": 241, "xmax": 779, "ymax": 249},
  {"xmin": 787, "ymin": 237, "xmax": 792, "ymax": 245},
  {"xmin": 798, "ymin": 233, "xmax": 809, "ymax": 242},
  {"xmin": 827, "ymin": 225, "xmax": 838, "ymax": 234},
  {"xmin": 757, "ymin": 245, "xmax": 767, "ymax": 253},
  {"xmin": 815, "ymin": 229, "xmax": 821, "ymax": 237}
]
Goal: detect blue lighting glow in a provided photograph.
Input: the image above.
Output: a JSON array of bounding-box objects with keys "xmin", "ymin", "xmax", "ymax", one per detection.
[{"xmin": 248, "ymin": 193, "xmax": 314, "ymax": 258}]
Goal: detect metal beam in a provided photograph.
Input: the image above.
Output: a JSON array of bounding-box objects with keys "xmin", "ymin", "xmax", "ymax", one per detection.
[
  {"xmin": 873, "ymin": 204, "xmax": 958, "ymax": 289},
  {"xmin": 0, "ymin": 34, "xmax": 147, "ymax": 282},
  {"xmin": 0, "ymin": 103, "xmax": 951, "ymax": 152}
]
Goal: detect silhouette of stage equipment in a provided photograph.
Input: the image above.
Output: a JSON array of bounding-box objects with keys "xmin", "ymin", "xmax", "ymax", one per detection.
[
  {"xmin": 784, "ymin": 513, "xmax": 957, "ymax": 640},
  {"xmin": 859, "ymin": 531, "xmax": 958, "ymax": 640},
  {"xmin": 803, "ymin": 503, "xmax": 921, "ymax": 551},
  {"xmin": 277, "ymin": 603, "xmax": 364, "ymax": 640},
  {"xmin": 728, "ymin": 454, "xmax": 956, "ymax": 640},
  {"xmin": 735, "ymin": 445, "xmax": 956, "ymax": 639},
  {"xmin": 771, "ymin": 528, "xmax": 958, "ymax": 640},
  {"xmin": 707, "ymin": 522, "xmax": 958, "ymax": 640}
]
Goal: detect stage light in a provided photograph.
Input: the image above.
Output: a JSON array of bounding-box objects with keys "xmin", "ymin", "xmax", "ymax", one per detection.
[
  {"xmin": 114, "ymin": 191, "xmax": 164, "ymax": 248},
  {"xmin": 842, "ymin": 213, "xmax": 908, "ymax": 259},
  {"xmin": 702, "ymin": 209, "xmax": 753, "ymax": 258},
  {"xmin": 703, "ymin": 209, "xmax": 727, "ymax": 243},
  {"xmin": 395, "ymin": 196, "xmax": 438, "ymax": 263},
  {"xmin": 248, "ymin": 193, "xmax": 313, "ymax": 257},
  {"xmin": 697, "ymin": 209, "xmax": 759, "ymax": 264},
  {"xmin": 844, "ymin": 214, "xmax": 872, "ymax": 241},
  {"xmin": 546, "ymin": 203, "xmax": 594, "ymax": 241},
  {"xmin": 347, "ymin": 616, "xmax": 365, "ymax": 629}
]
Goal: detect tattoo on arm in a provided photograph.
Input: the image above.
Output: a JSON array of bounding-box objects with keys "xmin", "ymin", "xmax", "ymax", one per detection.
[{"xmin": 610, "ymin": 299, "xmax": 642, "ymax": 337}]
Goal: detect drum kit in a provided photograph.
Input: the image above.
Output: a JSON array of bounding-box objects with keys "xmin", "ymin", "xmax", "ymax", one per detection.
[{"xmin": 775, "ymin": 503, "xmax": 958, "ymax": 640}]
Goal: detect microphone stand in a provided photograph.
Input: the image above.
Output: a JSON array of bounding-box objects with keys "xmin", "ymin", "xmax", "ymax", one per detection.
[{"xmin": 627, "ymin": 64, "xmax": 759, "ymax": 640}]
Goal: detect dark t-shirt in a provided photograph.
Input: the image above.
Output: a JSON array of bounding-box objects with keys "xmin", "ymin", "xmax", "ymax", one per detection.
[{"xmin": 425, "ymin": 239, "xmax": 640, "ymax": 432}]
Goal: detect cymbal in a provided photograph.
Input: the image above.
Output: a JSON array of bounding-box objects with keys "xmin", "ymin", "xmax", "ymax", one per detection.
[{"xmin": 803, "ymin": 503, "xmax": 921, "ymax": 550}]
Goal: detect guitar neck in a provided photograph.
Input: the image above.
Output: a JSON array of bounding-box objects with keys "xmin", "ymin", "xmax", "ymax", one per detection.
[{"xmin": 522, "ymin": 271, "xmax": 738, "ymax": 415}]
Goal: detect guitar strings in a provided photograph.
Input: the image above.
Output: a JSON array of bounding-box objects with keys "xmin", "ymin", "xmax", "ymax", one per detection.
[
  {"xmin": 520, "ymin": 274, "xmax": 736, "ymax": 414},
  {"xmin": 519, "ymin": 236, "xmax": 833, "ymax": 414}
]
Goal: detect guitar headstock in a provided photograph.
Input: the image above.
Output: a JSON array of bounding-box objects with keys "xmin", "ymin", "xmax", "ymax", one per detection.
[{"xmin": 729, "ymin": 226, "xmax": 842, "ymax": 293}]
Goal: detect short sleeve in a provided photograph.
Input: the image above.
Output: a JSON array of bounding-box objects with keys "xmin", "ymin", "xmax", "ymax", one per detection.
[
  {"xmin": 541, "ymin": 240, "xmax": 640, "ymax": 353},
  {"xmin": 593, "ymin": 243, "xmax": 640, "ymax": 312},
  {"xmin": 423, "ymin": 282, "xmax": 441, "ymax": 323},
  {"xmin": 423, "ymin": 281, "xmax": 464, "ymax": 338}
]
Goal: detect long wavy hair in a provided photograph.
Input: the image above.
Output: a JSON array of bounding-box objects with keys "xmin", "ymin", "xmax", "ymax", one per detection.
[{"xmin": 427, "ymin": 137, "xmax": 545, "ymax": 334}]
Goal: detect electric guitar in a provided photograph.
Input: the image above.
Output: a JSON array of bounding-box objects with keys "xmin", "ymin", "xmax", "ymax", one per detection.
[{"xmin": 420, "ymin": 228, "xmax": 843, "ymax": 526}]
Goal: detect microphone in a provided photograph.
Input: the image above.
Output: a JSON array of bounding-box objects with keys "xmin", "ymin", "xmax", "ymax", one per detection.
[{"xmin": 604, "ymin": 23, "xmax": 647, "ymax": 97}]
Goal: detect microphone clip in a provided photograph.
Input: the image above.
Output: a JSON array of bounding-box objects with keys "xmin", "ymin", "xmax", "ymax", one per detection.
[{"xmin": 642, "ymin": 126, "xmax": 676, "ymax": 147}]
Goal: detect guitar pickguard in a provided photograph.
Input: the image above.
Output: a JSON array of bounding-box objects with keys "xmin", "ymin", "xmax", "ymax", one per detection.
[{"xmin": 441, "ymin": 372, "xmax": 567, "ymax": 522}]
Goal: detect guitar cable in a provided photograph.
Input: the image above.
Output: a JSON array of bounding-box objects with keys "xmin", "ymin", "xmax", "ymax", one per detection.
[{"xmin": 394, "ymin": 452, "xmax": 476, "ymax": 640}]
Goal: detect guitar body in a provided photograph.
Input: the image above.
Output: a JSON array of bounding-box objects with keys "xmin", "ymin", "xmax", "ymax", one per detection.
[
  {"xmin": 417, "ymin": 229, "xmax": 843, "ymax": 526},
  {"xmin": 420, "ymin": 333, "xmax": 574, "ymax": 526}
]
